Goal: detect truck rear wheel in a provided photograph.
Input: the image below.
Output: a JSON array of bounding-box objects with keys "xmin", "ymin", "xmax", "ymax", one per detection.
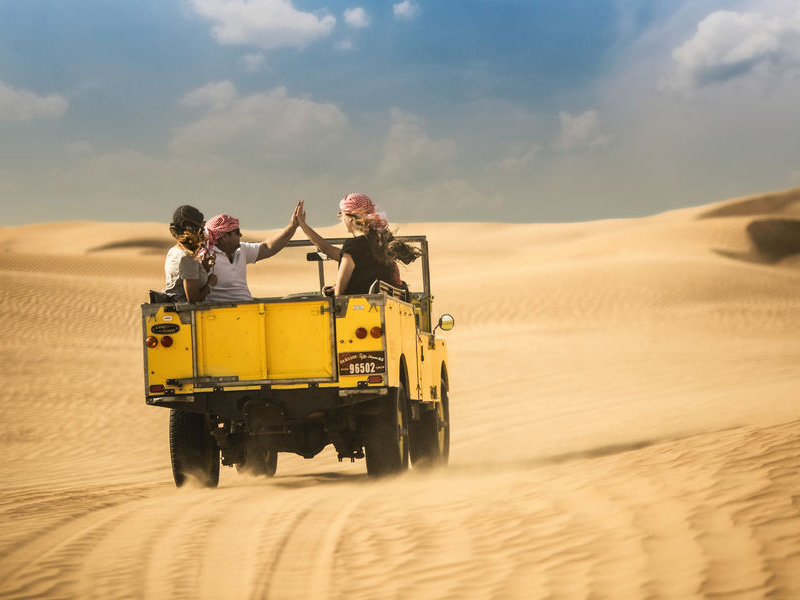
[
  {"xmin": 169, "ymin": 409, "xmax": 220, "ymax": 488},
  {"xmin": 239, "ymin": 440, "xmax": 278, "ymax": 477},
  {"xmin": 410, "ymin": 379, "xmax": 450, "ymax": 468},
  {"xmin": 363, "ymin": 384, "xmax": 410, "ymax": 478}
]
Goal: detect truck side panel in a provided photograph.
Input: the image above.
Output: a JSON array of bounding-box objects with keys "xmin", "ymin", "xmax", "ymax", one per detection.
[
  {"xmin": 383, "ymin": 297, "xmax": 420, "ymax": 397},
  {"xmin": 417, "ymin": 333, "xmax": 449, "ymax": 401}
]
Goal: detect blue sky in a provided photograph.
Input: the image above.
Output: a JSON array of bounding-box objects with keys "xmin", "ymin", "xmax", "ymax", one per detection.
[{"xmin": 1, "ymin": 0, "xmax": 799, "ymax": 227}]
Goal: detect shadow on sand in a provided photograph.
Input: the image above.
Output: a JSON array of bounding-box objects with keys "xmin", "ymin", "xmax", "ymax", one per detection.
[
  {"xmin": 88, "ymin": 238, "xmax": 173, "ymax": 255},
  {"xmin": 443, "ymin": 425, "xmax": 746, "ymax": 477},
  {"xmin": 260, "ymin": 470, "xmax": 368, "ymax": 490},
  {"xmin": 714, "ymin": 218, "xmax": 800, "ymax": 264}
]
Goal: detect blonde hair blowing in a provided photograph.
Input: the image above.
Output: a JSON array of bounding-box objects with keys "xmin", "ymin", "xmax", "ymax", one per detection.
[{"xmin": 169, "ymin": 224, "xmax": 206, "ymax": 257}]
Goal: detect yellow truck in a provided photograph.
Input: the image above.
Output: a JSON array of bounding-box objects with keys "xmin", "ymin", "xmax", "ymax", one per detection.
[{"xmin": 142, "ymin": 236, "xmax": 454, "ymax": 486}]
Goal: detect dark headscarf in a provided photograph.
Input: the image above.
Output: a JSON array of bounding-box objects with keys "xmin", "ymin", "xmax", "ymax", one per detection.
[
  {"xmin": 171, "ymin": 205, "xmax": 205, "ymax": 231},
  {"xmin": 169, "ymin": 205, "xmax": 206, "ymax": 256}
]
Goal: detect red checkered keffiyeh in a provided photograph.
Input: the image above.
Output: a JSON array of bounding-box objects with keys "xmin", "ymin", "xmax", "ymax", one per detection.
[
  {"xmin": 205, "ymin": 214, "xmax": 240, "ymax": 248},
  {"xmin": 339, "ymin": 193, "xmax": 388, "ymax": 230}
]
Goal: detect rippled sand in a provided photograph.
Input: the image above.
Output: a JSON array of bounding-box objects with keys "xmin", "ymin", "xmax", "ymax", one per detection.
[{"xmin": 2, "ymin": 187, "xmax": 800, "ymax": 599}]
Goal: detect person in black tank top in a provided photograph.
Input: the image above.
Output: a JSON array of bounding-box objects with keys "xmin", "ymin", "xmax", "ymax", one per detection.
[{"xmin": 296, "ymin": 193, "xmax": 422, "ymax": 295}]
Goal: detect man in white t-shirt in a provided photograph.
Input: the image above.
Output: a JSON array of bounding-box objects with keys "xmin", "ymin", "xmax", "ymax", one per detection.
[{"xmin": 205, "ymin": 204, "xmax": 300, "ymax": 302}]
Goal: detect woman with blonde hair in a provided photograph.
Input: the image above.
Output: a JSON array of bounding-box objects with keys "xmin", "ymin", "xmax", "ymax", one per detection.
[
  {"xmin": 163, "ymin": 205, "xmax": 217, "ymax": 302},
  {"xmin": 297, "ymin": 193, "xmax": 421, "ymax": 295}
]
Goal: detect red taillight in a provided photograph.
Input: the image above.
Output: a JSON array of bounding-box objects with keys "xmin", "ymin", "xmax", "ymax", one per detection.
[
  {"xmin": 145, "ymin": 336, "xmax": 158, "ymax": 348},
  {"xmin": 355, "ymin": 327, "xmax": 367, "ymax": 339},
  {"xmin": 370, "ymin": 326, "xmax": 382, "ymax": 338},
  {"xmin": 149, "ymin": 384, "xmax": 165, "ymax": 394},
  {"xmin": 367, "ymin": 375, "xmax": 383, "ymax": 384},
  {"xmin": 160, "ymin": 336, "xmax": 173, "ymax": 348}
]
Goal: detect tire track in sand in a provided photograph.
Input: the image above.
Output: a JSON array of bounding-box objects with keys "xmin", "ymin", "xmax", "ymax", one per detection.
[
  {"xmin": 258, "ymin": 483, "xmax": 374, "ymax": 599},
  {"xmin": 0, "ymin": 480, "xmax": 368, "ymax": 600},
  {"xmin": 0, "ymin": 494, "xmax": 165, "ymax": 599}
]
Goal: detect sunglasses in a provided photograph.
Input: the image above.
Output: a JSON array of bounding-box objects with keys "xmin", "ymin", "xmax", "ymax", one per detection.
[{"xmin": 224, "ymin": 228, "xmax": 242, "ymax": 236}]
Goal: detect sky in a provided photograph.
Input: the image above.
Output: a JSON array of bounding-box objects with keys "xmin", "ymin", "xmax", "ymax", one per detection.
[{"xmin": 1, "ymin": 0, "xmax": 799, "ymax": 227}]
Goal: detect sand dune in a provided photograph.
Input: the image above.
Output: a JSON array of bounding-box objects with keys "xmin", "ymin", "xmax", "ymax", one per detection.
[{"xmin": 2, "ymin": 188, "xmax": 800, "ymax": 598}]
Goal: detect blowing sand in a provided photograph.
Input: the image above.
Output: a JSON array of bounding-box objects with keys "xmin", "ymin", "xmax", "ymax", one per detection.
[{"xmin": 2, "ymin": 188, "xmax": 800, "ymax": 599}]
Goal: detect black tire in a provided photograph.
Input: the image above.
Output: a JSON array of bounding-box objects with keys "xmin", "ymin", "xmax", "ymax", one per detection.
[
  {"xmin": 238, "ymin": 439, "xmax": 278, "ymax": 477},
  {"xmin": 263, "ymin": 450, "xmax": 278, "ymax": 477},
  {"xmin": 169, "ymin": 409, "xmax": 220, "ymax": 488},
  {"xmin": 410, "ymin": 379, "xmax": 450, "ymax": 468},
  {"xmin": 363, "ymin": 383, "xmax": 410, "ymax": 478}
]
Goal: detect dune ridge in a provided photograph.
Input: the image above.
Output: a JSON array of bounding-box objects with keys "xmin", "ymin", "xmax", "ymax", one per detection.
[{"xmin": 2, "ymin": 188, "xmax": 800, "ymax": 598}]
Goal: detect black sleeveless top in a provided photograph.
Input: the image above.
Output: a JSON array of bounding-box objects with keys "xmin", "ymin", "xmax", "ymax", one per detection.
[{"xmin": 340, "ymin": 236, "xmax": 394, "ymax": 294}]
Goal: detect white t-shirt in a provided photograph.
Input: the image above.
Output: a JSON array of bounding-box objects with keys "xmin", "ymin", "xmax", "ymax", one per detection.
[
  {"xmin": 206, "ymin": 241, "xmax": 261, "ymax": 302},
  {"xmin": 164, "ymin": 246, "xmax": 209, "ymax": 302}
]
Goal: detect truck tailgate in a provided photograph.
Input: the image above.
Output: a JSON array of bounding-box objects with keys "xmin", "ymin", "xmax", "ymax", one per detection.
[
  {"xmin": 196, "ymin": 299, "xmax": 336, "ymax": 383},
  {"xmin": 143, "ymin": 297, "xmax": 337, "ymax": 395}
]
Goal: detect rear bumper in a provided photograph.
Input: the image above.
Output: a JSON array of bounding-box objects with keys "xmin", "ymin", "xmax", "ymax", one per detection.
[{"xmin": 146, "ymin": 385, "xmax": 388, "ymax": 422}]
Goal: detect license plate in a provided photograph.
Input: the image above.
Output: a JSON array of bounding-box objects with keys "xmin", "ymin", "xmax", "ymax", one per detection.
[{"xmin": 338, "ymin": 351, "xmax": 386, "ymax": 376}]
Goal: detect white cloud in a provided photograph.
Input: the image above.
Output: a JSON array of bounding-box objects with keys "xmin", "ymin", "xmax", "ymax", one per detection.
[
  {"xmin": 661, "ymin": 9, "xmax": 800, "ymax": 93},
  {"xmin": 0, "ymin": 78, "xmax": 68, "ymax": 122},
  {"xmin": 335, "ymin": 38, "xmax": 354, "ymax": 51},
  {"xmin": 239, "ymin": 52, "xmax": 267, "ymax": 73},
  {"xmin": 373, "ymin": 179, "xmax": 505, "ymax": 221},
  {"xmin": 393, "ymin": 0, "xmax": 419, "ymax": 21},
  {"xmin": 47, "ymin": 148, "xmax": 353, "ymax": 224},
  {"xmin": 554, "ymin": 110, "xmax": 611, "ymax": 152},
  {"xmin": 492, "ymin": 144, "xmax": 542, "ymax": 172},
  {"xmin": 377, "ymin": 108, "xmax": 454, "ymax": 181},
  {"xmin": 417, "ymin": 179, "xmax": 505, "ymax": 211},
  {"xmin": 172, "ymin": 83, "xmax": 349, "ymax": 154},
  {"xmin": 55, "ymin": 150, "xmax": 268, "ymax": 212},
  {"xmin": 344, "ymin": 7, "xmax": 369, "ymax": 28},
  {"xmin": 180, "ymin": 81, "xmax": 238, "ymax": 110},
  {"xmin": 189, "ymin": 0, "xmax": 336, "ymax": 50},
  {"xmin": 65, "ymin": 140, "xmax": 94, "ymax": 156}
]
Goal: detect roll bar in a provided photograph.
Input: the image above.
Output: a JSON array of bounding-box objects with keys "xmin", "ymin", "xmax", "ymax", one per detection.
[{"xmin": 287, "ymin": 236, "xmax": 431, "ymax": 299}]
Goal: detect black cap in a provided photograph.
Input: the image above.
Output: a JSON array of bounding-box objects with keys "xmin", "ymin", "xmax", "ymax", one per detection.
[{"xmin": 172, "ymin": 205, "xmax": 205, "ymax": 229}]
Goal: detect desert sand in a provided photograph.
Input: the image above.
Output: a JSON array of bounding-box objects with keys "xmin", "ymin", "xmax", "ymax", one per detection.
[{"xmin": 2, "ymin": 188, "xmax": 800, "ymax": 599}]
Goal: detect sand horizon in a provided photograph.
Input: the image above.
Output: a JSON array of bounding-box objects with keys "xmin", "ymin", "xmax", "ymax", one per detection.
[{"xmin": 2, "ymin": 186, "xmax": 800, "ymax": 599}]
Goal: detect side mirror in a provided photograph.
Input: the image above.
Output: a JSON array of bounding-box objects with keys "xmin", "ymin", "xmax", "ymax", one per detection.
[{"xmin": 435, "ymin": 314, "xmax": 455, "ymax": 333}]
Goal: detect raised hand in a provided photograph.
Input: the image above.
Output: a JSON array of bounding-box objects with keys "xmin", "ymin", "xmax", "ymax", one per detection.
[{"xmin": 295, "ymin": 200, "xmax": 307, "ymax": 229}]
